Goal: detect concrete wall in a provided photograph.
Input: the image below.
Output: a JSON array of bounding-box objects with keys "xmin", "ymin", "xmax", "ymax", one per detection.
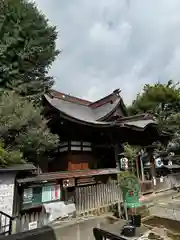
[
  {"xmin": 149, "ymin": 202, "xmax": 180, "ymax": 221},
  {"xmin": 0, "ymin": 173, "xmax": 15, "ymax": 216},
  {"xmin": 4, "ymin": 226, "xmax": 57, "ymax": 240},
  {"xmin": 52, "ymin": 216, "xmax": 111, "ymax": 240},
  {"xmin": 5, "ymin": 216, "xmax": 112, "ymax": 240}
]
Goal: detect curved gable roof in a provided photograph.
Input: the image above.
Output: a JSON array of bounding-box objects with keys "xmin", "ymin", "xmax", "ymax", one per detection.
[
  {"xmin": 44, "ymin": 90, "xmax": 170, "ymax": 140},
  {"xmin": 44, "ymin": 94, "xmax": 120, "ymax": 125}
]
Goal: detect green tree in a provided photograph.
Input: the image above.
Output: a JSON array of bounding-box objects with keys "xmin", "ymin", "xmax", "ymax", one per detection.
[
  {"xmin": 128, "ymin": 80, "xmax": 180, "ymax": 151},
  {"xmin": 123, "ymin": 143, "xmax": 138, "ymax": 173},
  {"xmin": 0, "ymin": 0, "xmax": 60, "ymax": 104},
  {"xmin": 123, "ymin": 143, "xmax": 137, "ymax": 160},
  {"xmin": 0, "ymin": 141, "xmax": 24, "ymax": 166},
  {"xmin": 128, "ymin": 81, "xmax": 180, "ymax": 129},
  {"xmin": 0, "ymin": 91, "xmax": 59, "ymax": 165}
]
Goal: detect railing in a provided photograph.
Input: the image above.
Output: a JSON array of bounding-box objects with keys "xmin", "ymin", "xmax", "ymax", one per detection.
[
  {"xmin": 0, "ymin": 211, "xmax": 13, "ymax": 236},
  {"xmin": 75, "ymin": 180, "xmax": 122, "ymax": 216},
  {"xmin": 15, "ymin": 210, "xmax": 48, "ymax": 233},
  {"xmin": 140, "ymin": 180, "xmax": 153, "ymax": 194},
  {"xmin": 140, "ymin": 173, "xmax": 180, "ymax": 194}
]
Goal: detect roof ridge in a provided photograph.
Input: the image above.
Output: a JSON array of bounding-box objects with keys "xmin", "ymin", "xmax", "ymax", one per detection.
[
  {"xmin": 117, "ymin": 113, "xmax": 155, "ymax": 122},
  {"xmin": 50, "ymin": 89, "xmax": 91, "ymax": 106},
  {"xmin": 49, "ymin": 89, "xmax": 122, "ymax": 108},
  {"xmin": 89, "ymin": 89, "xmax": 121, "ymax": 108}
]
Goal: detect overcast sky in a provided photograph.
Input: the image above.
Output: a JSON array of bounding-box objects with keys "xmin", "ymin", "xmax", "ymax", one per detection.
[{"xmin": 35, "ymin": 0, "xmax": 180, "ymax": 105}]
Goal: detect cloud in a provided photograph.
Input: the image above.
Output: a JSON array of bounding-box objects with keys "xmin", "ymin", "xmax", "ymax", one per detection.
[{"xmin": 34, "ymin": 0, "xmax": 180, "ymax": 105}]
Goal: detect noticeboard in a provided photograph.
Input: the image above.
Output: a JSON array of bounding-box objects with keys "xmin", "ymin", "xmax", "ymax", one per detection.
[
  {"xmin": 22, "ymin": 183, "xmax": 61, "ymax": 209},
  {"xmin": 23, "ymin": 187, "xmax": 33, "ymax": 204}
]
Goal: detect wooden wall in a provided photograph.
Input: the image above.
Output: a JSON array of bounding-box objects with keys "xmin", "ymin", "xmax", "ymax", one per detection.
[
  {"xmin": 67, "ymin": 152, "xmax": 96, "ymax": 170},
  {"xmin": 48, "ymin": 152, "xmax": 97, "ymax": 171},
  {"xmin": 75, "ymin": 179, "xmax": 122, "ymax": 215}
]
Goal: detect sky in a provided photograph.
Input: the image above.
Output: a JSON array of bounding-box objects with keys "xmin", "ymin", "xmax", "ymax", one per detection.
[{"xmin": 34, "ymin": 0, "xmax": 180, "ymax": 105}]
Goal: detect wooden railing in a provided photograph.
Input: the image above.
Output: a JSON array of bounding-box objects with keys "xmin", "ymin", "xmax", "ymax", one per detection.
[
  {"xmin": 75, "ymin": 180, "xmax": 122, "ymax": 215},
  {"xmin": 140, "ymin": 173, "xmax": 180, "ymax": 194},
  {"xmin": 15, "ymin": 211, "xmax": 49, "ymax": 233}
]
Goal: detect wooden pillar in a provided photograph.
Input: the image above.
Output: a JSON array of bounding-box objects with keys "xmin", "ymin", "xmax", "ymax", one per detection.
[
  {"xmin": 114, "ymin": 143, "xmax": 123, "ymax": 218},
  {"xmin": 114, "ymin": 144, "xmax": 120, "ymax": 169},
  {"xmin": 135, "ymin": 156, "xmax": 140, "ymax": 180},
  {"xmin": 150, "ymin": 154, "xmax": 156, "ymax": 180},
  {"xmin": 139, "ymin": 149, "xmax": 145, "ymax": 181},
  {"xmin": 140, "ymin": 155, "xmax": 145, "ymax": 181}
]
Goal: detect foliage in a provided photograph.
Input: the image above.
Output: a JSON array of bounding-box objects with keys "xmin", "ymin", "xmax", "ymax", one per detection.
[
  {"xmin": 123, "ymin": 143, "xmax": 139, "ymax": 173},
  {"xmin": 0, "ymin": 141, "xmax": 24, "ymax": 166},
  {"xmin": 0, "ymin": 0, "xmax": 60, "ymax": 166},
  {"xmin": 117, "ymin": 143, "xmax": 138, "ymax": 186},
  {"xmin": 128, "ymin": 80, "xmax": 180, "ymax": 119},
  {"xmin": 117, "ymin": 172, "xmax": 139, "ymax": 195},
  {"xmin": 0, "ymin": 0, "xmax": 60, "ymax": 104},
  {"xmin": 117, "ymin": 171, "xmax": 136, "ymax": 182},
  {"xmin": 117, "ymin": 143, "xmax": 138, "ymax": 187},
  {"xmin": 0, "ymin": 91, "xmax": 59, "ymax": 164},
  {"xmin": 128, "ymin": 80, "xmax": 180, "ymax": 151},
  {"xmin": 123, "ymin": 143, "xmax": 138, "ymax": 160}
]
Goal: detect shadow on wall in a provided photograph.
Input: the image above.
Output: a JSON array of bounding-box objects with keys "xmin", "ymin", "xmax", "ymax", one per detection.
[{"xmin": 3, "ymin": 226, "xmax": 57, "ymax": 240}]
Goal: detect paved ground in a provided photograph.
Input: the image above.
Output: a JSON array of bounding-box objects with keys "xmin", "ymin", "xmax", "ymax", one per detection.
[
  {"xmin": 51, "ymin": 190, "xmax": 180, "ymax": 240},
  {"xmin": 141, "ymin": 189, "xmax": 180, "ymax": 205},
  {"xmin": 149, "ymin": 197, "xmax": 180, "ymax": 221}
]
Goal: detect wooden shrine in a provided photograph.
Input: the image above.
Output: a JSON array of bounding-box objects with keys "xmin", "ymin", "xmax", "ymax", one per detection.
[{"xmin": 15, "ymin": 89, "xmax": 170, "ymax": 219}]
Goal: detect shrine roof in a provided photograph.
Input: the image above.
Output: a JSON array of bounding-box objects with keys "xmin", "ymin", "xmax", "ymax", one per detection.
[
  {"xmin": 17, "ymin": 168, "xmax": 121, "ymax": 183},
  {"xmin": 117, "ymin": 114, "xmax": 157, "ymax": 129},
  {"xmin": 50, "ymin": 89, "xmax": 91, "ymax": 106},
  {"xmin": 44, "ymin": 93, "xmax": 121, "ymax": 125},
  {"xmin": 45, "ymin": 88, "xmax": 133, "ymax": 125},
  {"xmin": 0, "ymin": 163, "xmax": 36, "ymax": 172},
  {"xmin": 44, "ymin": 89, "xmax": 170, "ymax": 139}
]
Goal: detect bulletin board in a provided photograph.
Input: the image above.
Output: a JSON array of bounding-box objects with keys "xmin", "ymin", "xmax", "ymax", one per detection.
[{"xmin": 22, "ymin": 183, "xmax": 61, "ymax": 209}]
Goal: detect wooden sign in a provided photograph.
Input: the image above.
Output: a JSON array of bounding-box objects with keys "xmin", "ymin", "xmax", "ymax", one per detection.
[
  {"xmin": 76, "ymin": 177, "xmax": 96, "ymax": 186},
  {"xmin": 29, "ymin": 221, "xmax": 37, "ymax": 230}
]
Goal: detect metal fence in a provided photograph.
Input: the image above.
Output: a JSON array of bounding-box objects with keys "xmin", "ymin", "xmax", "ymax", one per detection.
[{"xmin": 0, "ymin": 211, "xmax": 13, "ymax": 236}]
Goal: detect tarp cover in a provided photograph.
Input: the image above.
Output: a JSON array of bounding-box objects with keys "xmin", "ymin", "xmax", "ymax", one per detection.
[{"xmin": 43, "ymin": 201, "xmax": 76, "ymax": 223}]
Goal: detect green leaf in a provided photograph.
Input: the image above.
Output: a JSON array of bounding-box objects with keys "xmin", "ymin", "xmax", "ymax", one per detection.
[
  {"xmin": 0, "ymin": 91, "xmax": 59, "ymax": 165},
  {"xmin": 0, "ymin": 0, "xmax": 60, "ymax": 104}
]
